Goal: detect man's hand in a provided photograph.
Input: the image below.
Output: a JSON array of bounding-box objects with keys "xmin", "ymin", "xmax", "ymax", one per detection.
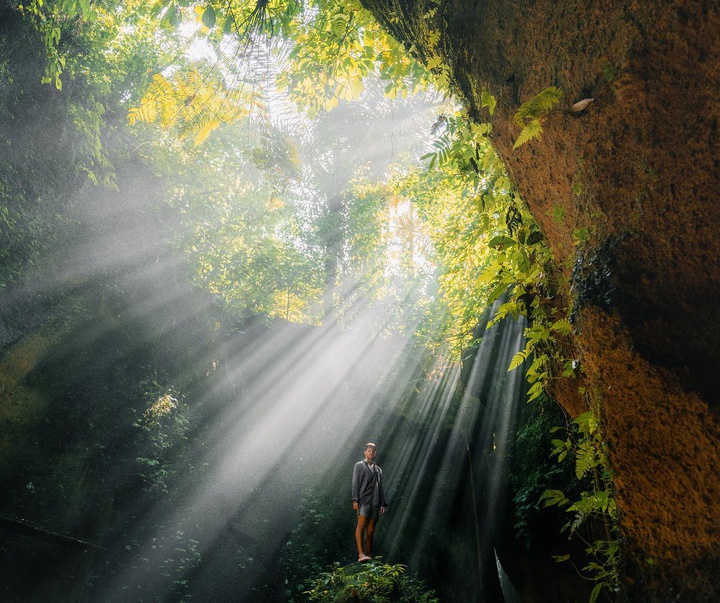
[
  {"xmin": 353, "ymin": 500, "xmax": 359, "ymax": 511},
  {"xmin": 380, "ymin": 506, "xmax": 386, "ymax": 515}
]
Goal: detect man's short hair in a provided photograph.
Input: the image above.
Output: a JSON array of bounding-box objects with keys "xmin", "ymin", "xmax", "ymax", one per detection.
[{"xmin": 365, "ymin": 442, "xmax": 377, "ymax": 450}]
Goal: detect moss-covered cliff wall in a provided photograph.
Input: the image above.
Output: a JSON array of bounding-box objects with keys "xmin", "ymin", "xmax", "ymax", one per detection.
[{"xmin": 361, "ymin": 0, "xmax": 720, "ymax": 599}]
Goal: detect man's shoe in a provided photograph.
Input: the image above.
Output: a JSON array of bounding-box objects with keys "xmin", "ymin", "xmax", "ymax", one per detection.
[{"xmin": 358, "ymin": 554, "xmax": 371, "ymax": 563}]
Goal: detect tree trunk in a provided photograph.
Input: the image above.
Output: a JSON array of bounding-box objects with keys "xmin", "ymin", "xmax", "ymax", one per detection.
[{"xmin": 361, "ymin": 0, "xmax": 720, "ymax": 599}]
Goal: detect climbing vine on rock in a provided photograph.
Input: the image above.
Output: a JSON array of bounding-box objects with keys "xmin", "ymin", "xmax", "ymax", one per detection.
[
  {"xmin": 418, "ymin": 88, "xmax": 620, "ymax": 603},
  {"xmin": 543, "ymin": 410, "xmax": 621, "ymax": 603}
]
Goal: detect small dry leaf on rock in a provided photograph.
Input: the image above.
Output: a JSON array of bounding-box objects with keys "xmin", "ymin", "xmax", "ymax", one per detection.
[{"xmin": 571, "ymin": 98, "xmax": 594, "ymax": 112}]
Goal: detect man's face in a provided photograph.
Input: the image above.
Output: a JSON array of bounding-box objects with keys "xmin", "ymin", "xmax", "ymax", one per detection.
[{"xmin": 364, "ymin": 446, "xmax": 377, "ymax": 462}]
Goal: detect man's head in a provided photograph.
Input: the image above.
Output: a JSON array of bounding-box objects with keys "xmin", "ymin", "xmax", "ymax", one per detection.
[{"xmin": 364, "ymin": 442, "xmax": 377, "ymax": 462}]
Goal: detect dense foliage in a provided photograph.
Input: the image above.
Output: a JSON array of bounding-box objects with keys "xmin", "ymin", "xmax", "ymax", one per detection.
[
  {"xmin": 4, "ymin": 0, "xmax": 551, "ymax": 350},
  {"xmin": 305, "ymin": 561, "xmax": 438, "ymax": 603}
]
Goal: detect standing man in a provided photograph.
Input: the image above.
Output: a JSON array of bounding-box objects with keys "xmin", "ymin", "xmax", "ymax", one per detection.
[{"xmin": 351, "ymin": 442, "xmax": 388, "ymax": 562}]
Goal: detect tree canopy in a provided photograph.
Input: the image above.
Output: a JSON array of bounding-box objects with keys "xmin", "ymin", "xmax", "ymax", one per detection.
[{"xmin": 4, "ymin": 0, "xmax": 549, "ymax": 357}]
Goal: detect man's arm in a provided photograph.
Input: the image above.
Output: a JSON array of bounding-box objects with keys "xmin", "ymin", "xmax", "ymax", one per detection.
[{"xmin": 351, "ymin": 461, "xmax": 361, "ymax": 504}]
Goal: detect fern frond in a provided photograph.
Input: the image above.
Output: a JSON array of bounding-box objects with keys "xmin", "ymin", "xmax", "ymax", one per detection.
[
  {"xmin": 574, "ymin": 443, "xmax": 597, "ymax": 479},
  {"xmin": 551, "ymin": 318, "xmax": 573, "ymax": 335},
  {"xmin": 515, "ymin": 86, "xmax": 562, "ymax": 123},
  {"xmin": 513, "ymin": 119, "xmax": 543, "ymax": 149},
  {"xmin": 193, "ymin": 111, "xmax": 220, "ymax": 146},
  {"xmin": 127, "ymin": 73, "xmax": 179, "ymax": 128},
  {"xmin": 127, "ymin": 104, "xmax": 155, "ymax": 126},
  {"xmin": 158, "ymin": 94, "xmax": 178, "ymax": 128},
  {"xmin": 508, "ymin": 349, "xmax": 527, "ymax": 371},
  {"xmin": 534, "ymin": 86, "xmax": 563, "ymax": 112},
  {"xmin": 541, "ymin": 489, "xmax": 570, "ymax": 508},
  {"xmin": 527, "ymin": 381, "xmax": 544, "ymax": 402},
  {"xmin": 151, "ymin": 73, "xmax": 174, "ymax": 97}
]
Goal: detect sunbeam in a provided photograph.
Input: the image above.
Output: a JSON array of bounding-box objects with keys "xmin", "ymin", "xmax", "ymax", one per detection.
[
  {"xmin": 96, "ymin": 275, "xmax": 438, "ymax": 599},
  {"xmin": 374, "ymin": 297, "xmax": 528, "ymax": 601}
]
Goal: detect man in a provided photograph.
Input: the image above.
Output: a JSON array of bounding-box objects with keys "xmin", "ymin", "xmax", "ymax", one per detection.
[{"xmin": 351, "ymin": 442, "xmax": 388, "ymax": 562}]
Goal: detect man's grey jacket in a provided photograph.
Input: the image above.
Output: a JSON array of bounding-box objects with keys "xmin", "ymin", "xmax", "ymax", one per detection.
[{"xmin": 352, "ymin": 459, "xmax": 388, "ymax": 508}]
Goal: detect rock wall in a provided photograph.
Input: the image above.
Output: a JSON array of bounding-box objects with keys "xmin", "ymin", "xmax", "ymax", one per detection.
[{"xmin": 362, "ymin": 0, "xmax": 720, "ymax": 599}]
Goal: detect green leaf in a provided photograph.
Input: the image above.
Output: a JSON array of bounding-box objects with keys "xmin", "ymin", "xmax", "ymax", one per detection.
[
  {"xmin": 471, "ymin": 122, "xmax": 492, "ymax": 137},
  {"xmin": 481, "ymin": 88, "xmax": 496, "ymax": 115},
  {"xmin": 516, "ymin": 86, "xmax": 563, "ymax": 122},
  {"xmin": 151, "ymin": 0, "xmax": 171, "ymax": 17},
  {"xmin": 574, "ymin": 445, "xmax": 597, "ymax": 479},
  {"xmin": 488, "ymin": 281, "xmax": 511, "ymax": 303},
  {"xmin": 527, "ymin": 323, "xmax": 550, "ymax": 342},
  {"xmin": 574, "ymin": 411, "xmax": 598, "ymax": 435},
  {"xmin": 60, "ymin": 0, "xmax": 78, "ymax": 14},
  {"xmin": 572, "ymin": 226, "xmax": 589, "ymax": 244},
  {"xmin": 541, "ymin": 489, "xmax": 569, "ymax": 508},
  {"xmin": 223, "ymin": 14, "xmax": 235, "ymax": 34},
  {"xmin": 488, "ymin": 235, "xmax": 516, "ymax": 249},
  {"xmin": 78, "ymin": 0, "xmax": 92, "ymax": 19},
  {"xmin": 527, "ymin": 381, "xmax": 544, "ymax": 402},
  {"xmin": 202, "ymin": 6, "xmax": 216, "ymax": 29},
  {"xmin": 167, "ymin": 4, "xmax": 182, "ymax": 26},
  {"xmin": 562, "ymin": 360, "xmax": 576, "ymax": 377}
]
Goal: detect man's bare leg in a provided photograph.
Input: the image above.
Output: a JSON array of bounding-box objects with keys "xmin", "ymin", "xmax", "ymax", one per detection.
[
  {"xmin": 356, "ymin": 515, "xmax": 370, "ymax": 561},
  {"xmin": 364, "ymin": 518, "xmax": 377, "ymax": 558}
]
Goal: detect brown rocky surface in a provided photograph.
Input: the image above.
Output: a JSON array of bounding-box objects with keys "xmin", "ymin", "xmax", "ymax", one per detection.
[{"xmin": 363, "ymin": 0, "xmax": 720, "ymax": 598}]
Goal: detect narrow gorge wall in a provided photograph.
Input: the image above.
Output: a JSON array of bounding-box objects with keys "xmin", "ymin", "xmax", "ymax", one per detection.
[{"xmin": 362, "ymin": 0, "xmax": 720, "ymax": 599}]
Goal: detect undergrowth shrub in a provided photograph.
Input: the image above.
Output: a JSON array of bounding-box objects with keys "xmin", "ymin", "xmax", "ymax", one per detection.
[{"xmin": 304, "ymin": 560, "xmax": 438, "ymax": 603}]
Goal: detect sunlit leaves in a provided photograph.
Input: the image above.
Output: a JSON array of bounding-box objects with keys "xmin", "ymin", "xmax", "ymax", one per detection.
[
  {"xmin": 508, "ymin": 349, "xmax": 529, "ymax": 371},
  {"xmin": 18, "ymin": 0, "xmax": 78, "ymax": 89},
  {"xmin": 272, "ymin": 0, "xmax": 429, "ymax": 117},
  {"xmin": 383, "ymin": 108, "xmax": 551, "ymax": 354},
  {"xmin": 488, "ymin": 235, "xmax": 515, "ymax": 249},
  {"xmin": 420, "ymin": 111, "xmax": 497, "ymax": 189},
  {"xmin": 128, "ymin": 68, "xmax": 263, "ymax": 146},
  {"xmin": 165, "ymin": 3, "xmax": 182, "ymax": 26},
  {"xmin": 28, "ymin": 0, "xmax": 553, "ymax": 350},
  {"xmin": 143, "ymin": 113, "xmax": 329, "ymax": 326}
]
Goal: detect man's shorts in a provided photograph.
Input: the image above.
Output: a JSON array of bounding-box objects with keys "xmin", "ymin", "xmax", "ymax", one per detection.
[{"xmin": 358, "ymin": 504, "xmax": 380, "ymax": 521}]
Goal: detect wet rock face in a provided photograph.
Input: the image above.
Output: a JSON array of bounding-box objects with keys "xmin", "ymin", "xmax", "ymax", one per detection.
[{"xmin": 363, "ymin": 0, "xmax": 720, "ymax": 597}]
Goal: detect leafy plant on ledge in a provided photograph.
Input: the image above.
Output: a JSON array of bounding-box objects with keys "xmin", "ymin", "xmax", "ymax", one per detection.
[{"xmin": 304, "ymin": 560, "xmax": 438, "ymax": 603}]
